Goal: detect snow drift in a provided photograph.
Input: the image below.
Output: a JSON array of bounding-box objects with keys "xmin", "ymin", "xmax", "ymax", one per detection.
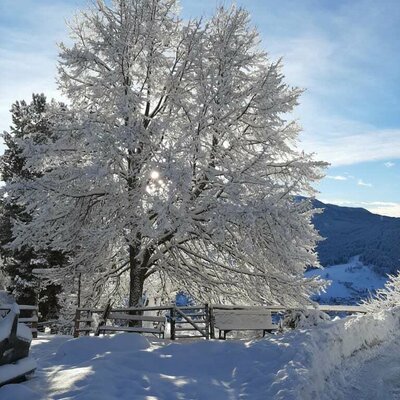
[{"xmin": 272, "ymin": 307, "xmax": 400, "ymax": 399}]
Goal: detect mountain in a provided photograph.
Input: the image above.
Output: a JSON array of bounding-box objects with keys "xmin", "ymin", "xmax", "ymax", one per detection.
[{"xmin": 312, "ymin": 199, "xmax": 400, "ymax": 276}]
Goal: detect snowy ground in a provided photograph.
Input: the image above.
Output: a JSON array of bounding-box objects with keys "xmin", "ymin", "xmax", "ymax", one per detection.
[
  {"xmin": 1, "ymin": 307, "xmax": 400, "ymax": 400},
  {"xmin": 305, "ymin": 256, "xmax": 387, "ymax": 304}
]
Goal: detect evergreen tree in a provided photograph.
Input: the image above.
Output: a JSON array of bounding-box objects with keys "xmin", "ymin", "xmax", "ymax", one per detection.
[
  {"xmin": 0, "ymin": 94, "xmax": 65, "ymax": 320},
  {"xmin": 6, "ymin": 1, "xmax": 326, "ymax": 307}
]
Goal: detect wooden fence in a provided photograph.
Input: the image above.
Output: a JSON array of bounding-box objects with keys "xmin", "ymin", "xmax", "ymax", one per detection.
[
  {"xmin": 73, "ymin": 303, "xmax": 367, "ymax": 339},
  {"xmin": 74, "ymin": 304, "xmax": 210, "ymax": 340}
]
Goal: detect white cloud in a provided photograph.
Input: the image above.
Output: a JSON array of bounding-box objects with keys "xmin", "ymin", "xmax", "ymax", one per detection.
[
  {"xmin": 300, "ymin": 117, "xmax": 400, "ymax": 166},
  {"xmin": 320, "ymin": 198, "xmax": 400, "ymax": 218},
  {"xmin": 357, "ymin": 179, "xmax": 372, "ymax": 187},
  {"xmin": 384, "ymin": 161, "xmax": 395, "ymax": 168},
  {"xmin": 326, "ymin": 175, "xmax": 347, "ymax": 181},
  {"xmin": 367, "ymin": 203, "xmax": 400, "ymax": 218}
]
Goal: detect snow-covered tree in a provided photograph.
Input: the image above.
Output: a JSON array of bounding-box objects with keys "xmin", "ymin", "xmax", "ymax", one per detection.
[
  {"xmin": 0, "ymin": 94, "xmax": 66, "ymax": 320},
  {"xmin": 5, "ymin": 0, "xmax": 326, "ymax": 308},
  {"xmin": 363, "ymin": 273, "xmax": 400, "ymax": 312}
]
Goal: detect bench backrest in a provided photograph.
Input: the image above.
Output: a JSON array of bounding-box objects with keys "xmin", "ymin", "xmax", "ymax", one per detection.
[{"xmin": 213, "ymin": 309, "xmax": 274, "ymax": 330}]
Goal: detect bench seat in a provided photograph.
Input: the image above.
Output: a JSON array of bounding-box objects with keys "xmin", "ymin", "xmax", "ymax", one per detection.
[{"xmin": 212, "ymin": 309, "xmax": 278, "ymax": 339}]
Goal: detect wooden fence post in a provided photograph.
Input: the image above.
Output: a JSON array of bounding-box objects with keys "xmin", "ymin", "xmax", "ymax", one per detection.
[
  {"xmin": 31, "ymin": 307, "xmax": 38, "ymax": 339},
  {"xmin": 209, "ymin": 305, "xmax": 215, "ymax": 339},
  {"xmin": 73, "ymin": 309, "xmax": 81, "ymax": 338},
  {"xmin": 85, "ymin": 310, "xmax": 92, "ymax": 336},
  {"xmin": 170, "ymin": 307, "xmax": 176, "ymax": 340},
  {"xmin": 205, "ymin": 303, "xmax": 210, "ymax": 340},
  {"xmin": 95, "ymin": 301, "xmax": 112, "ymax": 336}
]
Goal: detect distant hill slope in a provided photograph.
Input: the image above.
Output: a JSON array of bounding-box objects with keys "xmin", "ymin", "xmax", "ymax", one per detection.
[
  {"xmin": 305, "ymin": 256, "xmax": 387, "ymax": 304},
  {"xmin": 312, "ymin": 199, "xmax": 400, "ymax": 275}
]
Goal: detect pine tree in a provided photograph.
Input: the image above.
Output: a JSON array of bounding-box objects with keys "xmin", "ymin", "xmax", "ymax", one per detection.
[
  {"xmin": 6, "ymin": 1, "xmax": 326, "ymax": 308},
  {"xmin": 0, "ymin": 94, "xmax": 65, "ymax": 320}
]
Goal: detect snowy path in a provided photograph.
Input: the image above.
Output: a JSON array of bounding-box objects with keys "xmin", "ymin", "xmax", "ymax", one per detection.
[
  {"xmin": 1, "ymin": 333, "xmax": 303, "ymax": 400},
  {"xmin": 1, "ymin": 308, "xmax": 400, "ymax": 400},
  {"xmin": 326, "ymin": 337, "xmax": 400, "ymax": 400}
]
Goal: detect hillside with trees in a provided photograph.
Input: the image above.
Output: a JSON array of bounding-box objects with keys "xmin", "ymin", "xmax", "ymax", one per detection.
[{"xmin": 313, "ymin": 199, "xmax": 400, "ymax": 275}]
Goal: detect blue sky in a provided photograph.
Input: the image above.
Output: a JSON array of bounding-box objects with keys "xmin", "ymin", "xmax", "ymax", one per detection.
[{"xmin": 1, "ymin": 0, "xmax": 399, "ymax": 216}]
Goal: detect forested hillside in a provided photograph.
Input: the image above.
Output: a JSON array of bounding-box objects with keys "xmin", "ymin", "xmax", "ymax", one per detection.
[{"xmin": 313, "ymin": 200, "xmax": 400, "ymax": 275}]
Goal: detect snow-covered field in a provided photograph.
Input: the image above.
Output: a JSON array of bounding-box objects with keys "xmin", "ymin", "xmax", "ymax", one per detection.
[
  {"xmin": 305, "ymin": 256, "xmax": 387, "ymax": 304},
  {"xmin": 1, "ymin": 307, "xmax": 400, "ymax": 400}
]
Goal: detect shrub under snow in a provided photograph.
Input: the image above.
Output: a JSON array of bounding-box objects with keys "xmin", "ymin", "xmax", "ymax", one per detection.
[{"xmin": 281, "ymin": 308, "xmax": 331, "ymax": 330}]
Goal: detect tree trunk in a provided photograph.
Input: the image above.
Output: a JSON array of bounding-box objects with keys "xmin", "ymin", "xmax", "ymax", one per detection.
[
  {"xmin": 128, "ymin": 245, "xmax": 146, "ymax": 307},
  {"xmin": 128, "ymin": 245, "xmax": 146, "ymax": 327}
]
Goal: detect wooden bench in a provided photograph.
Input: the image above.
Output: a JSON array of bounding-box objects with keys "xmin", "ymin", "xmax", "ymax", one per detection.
[
  {"xmin": 95, "ymin": 306, "xmax": 166, "ymax": 338},
  {"xmin": 211, "ymin": 307, "xmax": 278, "ymax": 339}
]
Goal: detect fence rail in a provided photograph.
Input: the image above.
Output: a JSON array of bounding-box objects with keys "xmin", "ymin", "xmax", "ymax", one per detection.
[{"xmin": 210, "ymin": 304, "xmax": 367, "ymax": 313}]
